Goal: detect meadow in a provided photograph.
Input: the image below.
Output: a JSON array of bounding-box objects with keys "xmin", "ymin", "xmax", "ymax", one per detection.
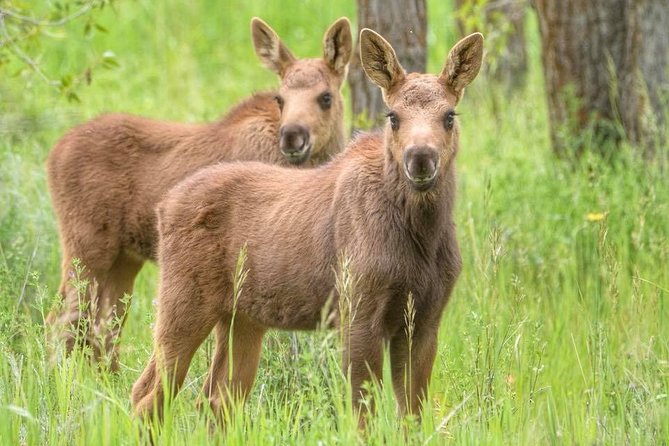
[{"xmin": 1, "ymin": 0, "xmax": 667, "ymax": 444}]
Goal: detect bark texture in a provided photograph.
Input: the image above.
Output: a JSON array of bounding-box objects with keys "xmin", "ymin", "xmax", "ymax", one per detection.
[
  {"xmin": 348, "ymin": 0, "xmax": 427, "ymax": 130},
  {"xmin": 533, "ymin": 0, "xmax": 669, "ymax": 157}
]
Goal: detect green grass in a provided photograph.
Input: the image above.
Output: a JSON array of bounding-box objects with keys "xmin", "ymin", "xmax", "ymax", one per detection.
[{"xmin": 1, "ymin": 0, "xmax": 668, "ymax": 444}]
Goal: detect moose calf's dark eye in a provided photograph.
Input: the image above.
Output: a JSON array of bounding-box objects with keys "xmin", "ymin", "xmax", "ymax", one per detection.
[
  {"xmin": 444, "ymin": 111, "xmax": 456, "ymax": 130},
  {"xmin": 275, "ymin": 95, "xmax": 285, "ymax": 110},
  {"xmin": 387, "ymin": 112, "xmax": 399, "ymax": 131},
  {"xmin": 318, "ymin": 92, "xmax": 332, "ymax": 110}
]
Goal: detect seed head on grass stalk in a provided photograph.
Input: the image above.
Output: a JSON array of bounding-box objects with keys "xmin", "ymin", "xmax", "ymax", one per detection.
[
  {"xmin": 227, "ymin": 244, "xmax": 248, "ymax": 390},
  {"xmin": 404, "ymin": 292, "xmax": 416, "ymax": 408},
  {"xmin": 335, "ymin": 253, "xmax": 360, "ymax": 373}
]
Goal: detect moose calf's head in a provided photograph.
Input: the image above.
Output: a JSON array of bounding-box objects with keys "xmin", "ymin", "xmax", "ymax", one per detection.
[
  {"xmin": 360, "ymin": 29, "xmax": 483, "ymax": 191},
  {"xmin": 252, "ymin": 18, "xmax": 352, "ymax": 165}
]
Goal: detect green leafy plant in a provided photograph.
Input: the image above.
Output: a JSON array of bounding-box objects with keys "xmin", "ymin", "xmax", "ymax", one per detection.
[{"xmin": 0, "ymin": 0, "xmax": 120, "ymax": 101}]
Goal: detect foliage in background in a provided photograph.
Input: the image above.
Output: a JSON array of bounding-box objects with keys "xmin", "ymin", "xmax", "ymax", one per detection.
[
  {"xmin": 0, "ymin": 0, "xmax": 119, "ymax": 101},
  {"xmin": 454, "ymin": 0, "xmax": 528, "ymax": 91}
]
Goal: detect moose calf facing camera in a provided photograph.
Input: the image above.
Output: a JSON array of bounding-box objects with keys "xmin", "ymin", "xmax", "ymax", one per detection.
[
  {"xmin": 132, "ymin": 29, "xmax": 483, "ymax": 425},
  {"xmin": 45, "ymin": 17, "xmax": 352, "ymax": 369}
]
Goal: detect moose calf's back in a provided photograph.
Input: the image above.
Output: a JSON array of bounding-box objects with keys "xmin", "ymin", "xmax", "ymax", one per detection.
[{"xmin": 47, "ymin": 95, "xmax": 285, "ymax": 260}]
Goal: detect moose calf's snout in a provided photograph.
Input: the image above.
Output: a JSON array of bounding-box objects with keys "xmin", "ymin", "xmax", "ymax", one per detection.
[
  {"xmin": 403, "ymin": 146, "xmax": 439, "ymax": 191},
  {"xmin": 280, "ymin": 124, "xmax": 311, "ymax": 164}
]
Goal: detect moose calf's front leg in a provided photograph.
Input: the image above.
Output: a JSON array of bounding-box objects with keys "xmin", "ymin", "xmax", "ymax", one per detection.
[
  {"xmin": 342, "ymin": 324, "xmax": 384, "ymax": 427},
  {"xmin": 390, "ymin": 323, "xmax": 439, "ymax": 418}
]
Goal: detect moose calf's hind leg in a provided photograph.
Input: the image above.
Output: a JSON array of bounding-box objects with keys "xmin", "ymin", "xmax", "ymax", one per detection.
[
  {"xmin": 202, "ymin": 315, "xmax": 265, "ymax": 420},
  {"xmin": 46, "ymin": 256, "xmax": 107, "ymax": 359},
  {"xmin": 131, "ymin": 353, "xmax": 158, "ymax": 408},
  {"xmin": 90, "ymin": 253, "xmax": 143, "ymax": 371},
  {"xmin": 132, "ymin": 291, "xmax": 221, "ymax": 421}
]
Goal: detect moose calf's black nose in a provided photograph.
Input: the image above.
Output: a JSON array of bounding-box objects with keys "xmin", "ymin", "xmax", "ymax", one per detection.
[
  {"xmin": 280, "ymin": 124, "xmax": 310, "ymax": 155},
  {"xmin": 404, "ymin": 146, "xmax": 439, "ymax": 181}
]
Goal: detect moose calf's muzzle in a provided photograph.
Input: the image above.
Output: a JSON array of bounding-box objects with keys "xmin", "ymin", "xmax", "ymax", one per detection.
[
  {"xmin": 403, "ymin": 146, "xmax": 439, "ymax": 191},
  {"xmin": 280, "ymin": 124, "xmax": 312, "ymax": 164}
]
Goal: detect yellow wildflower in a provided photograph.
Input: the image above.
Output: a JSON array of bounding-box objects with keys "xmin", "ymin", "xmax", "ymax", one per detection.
[{"xmin": 586, "ymin": 212, "xmax": 606, "ymax": 222}]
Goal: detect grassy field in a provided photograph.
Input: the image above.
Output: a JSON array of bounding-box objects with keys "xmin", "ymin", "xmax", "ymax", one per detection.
[{"xmin": 1, "ymin": 0, "xmax": 668, "ymax": 444}]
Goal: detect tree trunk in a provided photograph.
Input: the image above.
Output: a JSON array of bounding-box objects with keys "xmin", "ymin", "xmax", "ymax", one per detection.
[
  {"xmin": 533, "ymin": 0, "xmax": 669, "ymax": 157},
  {"xmin": 348, "ymin": 0, "xmax": 427, "ymax": 130},
  {"xmin": 454, "ymin": 0, "xmax": 529, "ymax": 91}
]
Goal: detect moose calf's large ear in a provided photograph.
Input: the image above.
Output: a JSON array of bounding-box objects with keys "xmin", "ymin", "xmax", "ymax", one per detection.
[
  {"xmin": 251, "ymin": 17, "xmax": 297, "ymax": 76},
  {"xmin": 439, "ymin": 32, "xmax": 484, "ymax": 101},
  {"xmin": 359, "ymin": 28, "xmax": 406, "ymax": 93},
  {"xmin": 323, "ymin": 17, "xmax": 353, "ymax": 77}
]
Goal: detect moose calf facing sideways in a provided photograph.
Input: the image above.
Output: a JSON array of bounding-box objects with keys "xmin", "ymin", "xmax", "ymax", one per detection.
[
  {"xmin": 46, "ymin": 17, "xmax": 352, "ymax": 369},
  {"xmin": 132, "ymin": 29, "xmax": 483, "ymax": 424}
]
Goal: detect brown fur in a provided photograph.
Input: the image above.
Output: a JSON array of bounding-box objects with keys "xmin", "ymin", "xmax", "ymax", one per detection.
[
  {"xmin": 46, "ymin": 17, "xmax": 353, "ymax": 368},
  {"xmin": 131, "ymin": 30, "xmax": 484, "ymax": 424}
]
